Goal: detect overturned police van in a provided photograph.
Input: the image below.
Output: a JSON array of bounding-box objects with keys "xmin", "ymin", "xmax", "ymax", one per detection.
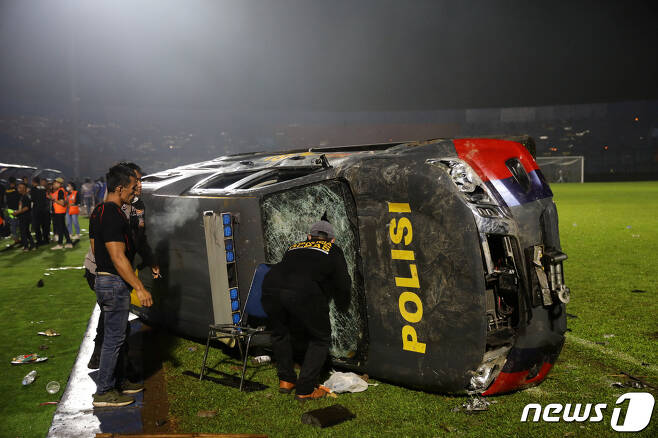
[{"xmin": 132, "ymin": 136, "xmax": 570, "ymax": 395}]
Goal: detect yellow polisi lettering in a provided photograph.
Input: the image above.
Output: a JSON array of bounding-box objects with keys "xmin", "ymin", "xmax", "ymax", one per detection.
[
  {"xmin": 399, "ymin": 291, "xmax": 423, "ymax": 323},
  {"xmin": 402, "ymin": 325, "xmax": 427, "ymax": 353},
  {"xmin": 395, "ymin": 264, "xmax": 419, "ymax": 288},
  {"xmin": 387, "ymin": 201, "xmax": 426, "ymax": 355},
  {"xmin": 389, "ymin": 218, "xmax": 413, "ymax": 245},
  {"xmin": 391, "ymin": 249, "xmax": 415, "ymax": 260},
  {"xmin": 388, "ymin": 202, "xmax": 411, "ymax": 213}
]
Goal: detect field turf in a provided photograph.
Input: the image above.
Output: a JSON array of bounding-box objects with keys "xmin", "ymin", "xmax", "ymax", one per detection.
[
  {"xmin": 1, "ymin": 182, "xmax": 656, "ymax": 437},
  {"xmin": 0, "ymin": 218, "xmax": 94, "ymax": 438}
]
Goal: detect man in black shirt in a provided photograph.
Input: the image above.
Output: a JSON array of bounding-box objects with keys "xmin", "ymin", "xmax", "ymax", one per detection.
[
  {"xmin": 14, "ymin": 181, "xmax": 34, "ymax": 251},
  {"xmin": 261, "ymin": 218, "xmax": 351, "ymax": 401},
  {"xmin": 30, "ymin": 177, "xmax": 50, "ymax": 246},
  {"xmin": 89, "ymin": 164, "xmax": 153, "ymax": 407}
]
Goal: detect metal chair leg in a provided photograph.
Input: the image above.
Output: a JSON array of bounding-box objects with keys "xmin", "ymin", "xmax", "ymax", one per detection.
[
  {"xmin": 200, "ymin": 329, "xmax": 213, "ymax": 381},
  {"xmin": 239, "ymin": 334, "xmax": 253, "ymax": 391}
]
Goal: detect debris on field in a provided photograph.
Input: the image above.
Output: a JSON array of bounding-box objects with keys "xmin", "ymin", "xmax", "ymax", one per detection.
[
  {"xmin": 22, "ymin": 370, "xmax": 38, "ymax": 385},
  {"xmin": 323, "ymin": 371, "xmax": 369, "ymax": 393},
  {"xmin": 611, "ymin": 382, "xmax": 625, "ymax": 388},
  {"xmin": 300, "ymin": 404, "xmax": 355, "ymax": 428},
  {"xmin": 603, "ymin": 334, "xmax": 615, "ymax": 339},
  {"xmin": 46, "ymin": 266, "xmax": 85, "ymax": 271},
  {"xmin": 46, "ymin": 381, "xmax": 61, "ymax": 394},
  {"xmin": 451, "ymin": 406, "xmax": 461, "ymax": 413},
  {"xmin": 440, "ymin": 424, "xmax": 456, "ymax": 433},
  {"xmin": 44, "ymin": 273, "xmax": 51, "ymax": 276},
  {"xmin": 12, "ymin": 353, "xmax": 48, "ymax": 365},
  {"xmin": 626, "ymin": 225, "xmax": 632, "ymax": 229},
  {"xmin": 631, "ymin": 289, "xmax": 647, "ymax": 293},
  {"xmin": 631, "ymin": 234, "xmax": 640, "ymax": 238},
  {"xmin": 39, "ymin": 401, "xmax": 58, "ymax": 406},
  {"xmin": 38, "ymin": 329, "xmax": 60, "ymax": 337},
  {"xmin": 187, "ymin": 346, "xmax": 197, "ymax": 352},
  {"xmin": 595, "ymin": 342, "xmax": 607, "ymax": 346},
  {"xmin": 457, "ymin": 396, "xmax": 491, "ymax": 413},
  {"xmin": 197, "ymin": 410, "xmax": 217, "ymax": 418},
  {"xmin": 564, "ymin": 432, "xmax": 575, "ymax": 437},
  {"xmin": 572, "ymin": 223, "xmax": 577, "ymax": 227},
  {"xmin": 252, "ymin": 355, "xmax": 271, "ymax": 364},
  {"xmin": 37, "ymin": 279, "xmax": 44, "ymax": 287}
]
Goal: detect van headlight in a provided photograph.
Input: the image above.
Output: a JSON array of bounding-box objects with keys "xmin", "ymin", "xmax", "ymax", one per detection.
[
  {"xmin": 427, "ymin": 158, "xmax": 497, "ymax": 205},
  {"xmin": 449, "ymin": 162, "xmax": 477, "ymax": 193}
]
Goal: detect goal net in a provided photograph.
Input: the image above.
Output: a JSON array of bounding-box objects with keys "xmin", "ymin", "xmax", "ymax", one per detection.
[{"xmin": 536, "ymin": 156, "xmax": 584, "ymax": 183}]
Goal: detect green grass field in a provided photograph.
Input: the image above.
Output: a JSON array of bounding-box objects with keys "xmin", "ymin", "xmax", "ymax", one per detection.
[
  {"xmin": 0, "ymin": 218, "xmax": 95, "ymax": 438},
  {"xmin": 1, "ymin": 183, "xmax": 656, "ymax": 437}
]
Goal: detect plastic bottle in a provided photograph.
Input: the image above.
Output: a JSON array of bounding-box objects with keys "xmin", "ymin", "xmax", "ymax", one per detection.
[{"xmin": 22, "ymin": 370, "xmax": 38, "ymax": 386}]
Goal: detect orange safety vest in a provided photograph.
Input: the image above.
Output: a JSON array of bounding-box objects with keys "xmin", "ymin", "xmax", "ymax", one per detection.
[
  {"xmin": 51, "ymin": 188, "xmax": 68, "ymax": 214},
  {"xmin": 68, "ymin": 190, "xmax": 80, "ymax": 215}
]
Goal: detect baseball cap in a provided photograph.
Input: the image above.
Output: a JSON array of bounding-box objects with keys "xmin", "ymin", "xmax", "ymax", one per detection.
[
  {"xmin": 309, "ymin": 220, "xmax": 335, "ymax": 239},
  {"xmin": 55, "ymin": 177, "xmax": 64, "ymax": 183}
]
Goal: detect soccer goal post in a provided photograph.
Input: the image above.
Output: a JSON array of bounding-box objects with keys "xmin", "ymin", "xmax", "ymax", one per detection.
[{"xmin": 535, "ymin": 156, "xmax": 584, "ymax": 183}]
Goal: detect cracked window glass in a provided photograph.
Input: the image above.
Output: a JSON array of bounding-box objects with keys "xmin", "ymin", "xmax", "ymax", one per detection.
[{"xmin": 261, "ymin": 180, "xmax": 367, "ymax": 359}]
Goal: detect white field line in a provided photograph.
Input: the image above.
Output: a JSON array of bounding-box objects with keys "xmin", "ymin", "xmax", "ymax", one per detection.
[{"xmin": 566, "ymin": 333, "xmax": 658, "ymax": 374}]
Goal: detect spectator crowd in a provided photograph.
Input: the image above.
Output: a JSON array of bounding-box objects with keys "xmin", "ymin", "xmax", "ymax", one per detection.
[{"xmin": 0, "ymin": 174, "xmax": 107, "ymax": 251}]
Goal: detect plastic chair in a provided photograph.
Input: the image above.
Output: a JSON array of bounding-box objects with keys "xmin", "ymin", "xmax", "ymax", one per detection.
[{"xmin": 200, "ymin": 263, "xmax": 271, "ymax": 391}]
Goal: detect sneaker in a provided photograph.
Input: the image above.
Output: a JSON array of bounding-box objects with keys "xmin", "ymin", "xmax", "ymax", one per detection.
[
  {"xmin": 51, "ymin": 245, "xmax": 63, "ymax": 250},
  {"xmin": 92, "ymin": 390, "xmax": 134, "ymax": 407},
  {"xmin": 295, "ymin": 386, "xmax": 330, "ymax": 401},
  {"xmin": 120, "ymin": 380, "xmax": 144, "ymax": 394},
  {"xmin": 64, "ymin": 243, "xmax": 73, "ymax": 249},
  {"xmin": 279, "ymin": 380, "xmax": 296, "ymax": 394}
]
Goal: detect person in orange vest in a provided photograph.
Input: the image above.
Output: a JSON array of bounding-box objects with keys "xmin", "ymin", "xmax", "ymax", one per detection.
[
  {"xmin": 49, "ymin": 177, "xmax": 73, "ymax": 249},
  {"xmin": 66, "ymin": 182, "xmax": 81, "ymax": 240}
]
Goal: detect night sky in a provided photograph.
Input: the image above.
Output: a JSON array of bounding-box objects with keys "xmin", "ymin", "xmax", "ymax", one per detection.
[{"xmin": 1, "ymin": 0, "xmax": 657, "ymax": 112}]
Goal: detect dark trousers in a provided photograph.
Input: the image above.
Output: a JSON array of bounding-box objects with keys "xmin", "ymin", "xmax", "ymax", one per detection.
[
  {"xmin": 32, "ymin": 210, "xmax": 50, "ymax": 244},
  {"xmin": 53, "ymin": 213, "xmax": 71, "ymax": 244},
  {"xmin": 19, "ymin": 218, "xmax": 34, "ymax": 249},
  {"xmin": 261, "ymin": 288, "xmax": 331, "ymax": 395},
  {"xmin": 94, "ymin": 274, "xmax": 131, "ymax": 394},
  {"xmin": 86, "ymin": 269, "xmax": 133, "ymax": 382}
]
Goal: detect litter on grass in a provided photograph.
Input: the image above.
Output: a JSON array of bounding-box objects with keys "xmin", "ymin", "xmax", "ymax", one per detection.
[
  {"xmin": 301, "ymin": 404, "xmax": 356, "ymax": 428},
  {"xmin": 46, "ymin": 266, "xmax": 85, "ymax": 271},
  {"xmin": 323, "ymin": 371, "xmax": 371, "ymax": 393},
  {"xmin": 455, "ymin": 396, "xmax": 492, "ymax": 413},
  {"xmin": 37, "ymin": 279, "xmax": 44, "ymax": 287},
  {"xmin": 197, "ymin": 410, "xmax": 217, "ymax": 418},
  {"xmin": 631, "ymin": 289, "xmax": 647, "ymax": 293},
  {"xmin": 46, "ymin": 381, "xmax": 61, "ymax": 394},
  {"xmin": 38, "ymin": 329, "xmax": 60, "ymax": 337},
  {"xmin": 603, "ymin": 334, "xmax": 615, "ymax": 339},
  {"xmin": 12, "ymin": 353, "xmax": 48, "ymax": 365}
]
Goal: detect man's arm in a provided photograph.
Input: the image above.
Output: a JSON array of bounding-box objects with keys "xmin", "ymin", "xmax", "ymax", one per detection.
[{"xmin": 105, "ymin": 241, "xmax": 153, "ymax": 307}]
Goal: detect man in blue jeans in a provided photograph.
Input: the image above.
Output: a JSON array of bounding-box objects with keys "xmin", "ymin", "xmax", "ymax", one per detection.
[{"xmin": 89, "ymin": 164, "xmax": 153, "ymax": 407}]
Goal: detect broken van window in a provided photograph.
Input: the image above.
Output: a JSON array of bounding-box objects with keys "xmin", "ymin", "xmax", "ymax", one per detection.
[{"xmin": 261, "ymin": 180, "xmax": 367, "ymax": 359}]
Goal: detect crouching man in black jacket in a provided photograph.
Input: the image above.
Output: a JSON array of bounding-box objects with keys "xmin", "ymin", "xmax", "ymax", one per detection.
[{"xmin": 261, "ymin": 218, "xmax": 351, "ymax": 401}]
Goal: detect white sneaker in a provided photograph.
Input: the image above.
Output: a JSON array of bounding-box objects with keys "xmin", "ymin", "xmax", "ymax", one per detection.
[
  {"xmin": 75, "ymin": 234, "xmax": 81, "ymax": 240},
  {"xmin": 64, "ymin": 243, "xmax": 73, "ymax": 249},
  {"xmin": 51, "ymin": 244, "xmax": 63, "ymax": 250}
]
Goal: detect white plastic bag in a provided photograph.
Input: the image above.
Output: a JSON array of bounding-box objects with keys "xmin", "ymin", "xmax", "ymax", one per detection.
[{"xmin": 322, "ymin": 371, "xmax": 369, "ymax": 393}]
